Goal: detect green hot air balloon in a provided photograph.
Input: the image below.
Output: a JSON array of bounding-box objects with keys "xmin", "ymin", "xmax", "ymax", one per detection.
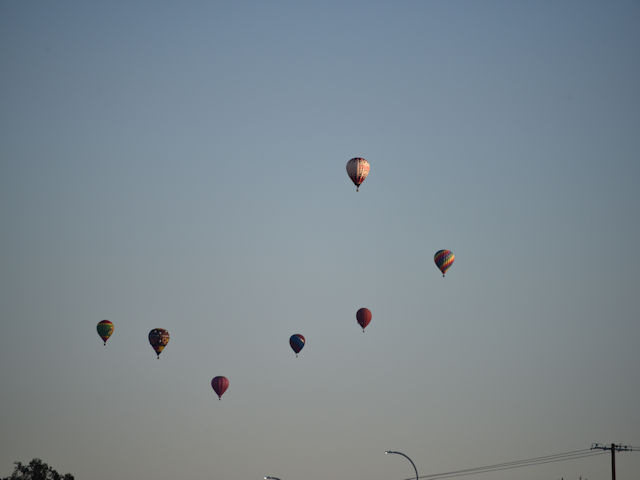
[{"xmin": 97, "ymin": 320, "xmax": 114, "ymax": 346}]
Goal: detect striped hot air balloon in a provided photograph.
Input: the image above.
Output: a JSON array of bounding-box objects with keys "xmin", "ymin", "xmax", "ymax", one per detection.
[
  {"xmin": 346, "ymin": 157, "xmax": 370, "ymax": 191},
  {"xmin": 434, "ymin": 250, "xmax": 455, "ymax": 277}
]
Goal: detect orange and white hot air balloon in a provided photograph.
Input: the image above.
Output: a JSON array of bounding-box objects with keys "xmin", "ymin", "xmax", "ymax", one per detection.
[{"xmin": 346, "ymin": 157, "xmax": 370, "ymax": 191}]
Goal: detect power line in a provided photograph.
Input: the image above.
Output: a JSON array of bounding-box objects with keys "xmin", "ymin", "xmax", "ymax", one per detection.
[
  {"xmin": 387, "ymin": 448, "xmax": 606, "ymax": 480},
  {"xmin": 591, "ymin": 443, "xmax": 634, "ymax": 452},
  {"xmin": 417, "ymin": 451, "xmax": 606, "ymax": 479}
]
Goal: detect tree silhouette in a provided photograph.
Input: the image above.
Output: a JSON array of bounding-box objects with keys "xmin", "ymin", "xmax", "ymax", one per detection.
[{"xmin": 1, "ymin": 458, "xmax": 74, "ymax": 480}]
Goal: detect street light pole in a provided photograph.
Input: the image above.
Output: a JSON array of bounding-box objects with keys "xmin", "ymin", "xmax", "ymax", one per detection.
[
  {"xmin": 264, "ymin": 476, "xmax": 281, "ymax": 480},
  {"xmin": 385, "ymin": 450, "xmax": 419, "ymax": 480}
]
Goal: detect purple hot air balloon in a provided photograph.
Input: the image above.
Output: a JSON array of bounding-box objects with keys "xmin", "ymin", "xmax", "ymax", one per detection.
[
  {"xmin": 356, "ymin": 308, "xmax": 372, "ymax": 332},
  {"xmin": 211, "ymin": 376, "xmax": 229, "ymax": 400}
]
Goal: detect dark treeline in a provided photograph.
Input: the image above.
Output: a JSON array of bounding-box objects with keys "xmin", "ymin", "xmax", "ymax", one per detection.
[{"xmin": 2, "ymin": 458, "xmax": 74, "ymax": 480}]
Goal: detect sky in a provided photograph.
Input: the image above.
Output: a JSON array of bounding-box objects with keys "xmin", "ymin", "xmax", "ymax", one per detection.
[{"xmin": 1, "ymin": 1, "xmax": 639, "ymax": 479}]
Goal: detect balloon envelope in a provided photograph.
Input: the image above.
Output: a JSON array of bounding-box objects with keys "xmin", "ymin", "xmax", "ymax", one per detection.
[
  {"xmin": 356, "ymin": 308, "xmax": 372, "ymax": 332},
  {"xmin": 289, "ymin": 334, "xmax": 305, "ymax": 356},
  {"xmin": 346, "ymin": 157, "xmax": 370, "ymax": 191},
  {"xmin": 434, "ymin": 249, "xmax": 455, "ymax": 277},
  {"xmin": 148, "ymin": 328, "xmax": 170, "ymax": 358},
  {"xmin": 97, "ymin": 320, "xmax": 114, "ymax": 345},
  {"xmin": 211, "ymin": 376, "xmax": 229, "ymax": 399}
]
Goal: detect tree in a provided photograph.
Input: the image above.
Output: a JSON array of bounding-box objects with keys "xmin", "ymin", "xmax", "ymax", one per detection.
[{"xmin": 1, "ymin": 458, "xmax": 74, "ymax": 480}]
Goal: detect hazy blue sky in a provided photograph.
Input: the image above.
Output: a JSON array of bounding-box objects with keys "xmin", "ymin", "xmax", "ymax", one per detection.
[{"xmin": 1, "ymin": 2, "xmax": 639, "ymax": 479}]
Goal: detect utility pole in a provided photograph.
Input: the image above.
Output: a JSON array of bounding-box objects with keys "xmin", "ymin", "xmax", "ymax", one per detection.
[{"xmin": 591, "ymin": 443, "xmax": 634, "ymax": 480}]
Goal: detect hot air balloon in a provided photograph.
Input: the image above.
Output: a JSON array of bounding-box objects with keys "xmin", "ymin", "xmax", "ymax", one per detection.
[
  {"xmin": 356, "ymin": 308, "xmax": 372, "ymax": 332},
  {"xmin": 434, "ymin": 249, "xmax": 455, "ymax": 277},
  {"xmin": 211, "ymin": 376, "xmax": 229, "ymax": 400},
  {"xmin": 148, "ymin": 328, "xmax": 170, "ymax": 359},
  {"xmin": 97, "ymin": 320, "xmax": 114, "ymax": 346},
  {"xmin": 346, "ymin": 157, "xmax": 370, "ymax": 191},
  {"xmin": 289, "ymin": 334, "xmax": 305, "ymax": 357}
]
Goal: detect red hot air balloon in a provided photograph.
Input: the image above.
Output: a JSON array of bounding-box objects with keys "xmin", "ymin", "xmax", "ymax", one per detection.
[
  {"xmin": 346, "ymin": 157, "xmax": 370, "ymax": 191},
  {"xmin": 148, "ymin": 328, "xmax": 170, "ymax": 359},
  {"xmin": 289, "ymin": 334, "xmax": 305, "ymax": 357},
  {"xmin": 434, "ymin": 249, "xmax": 455, "ymax": 277},
  {"xmin": 356, "ymin": 308, "xmax": 372, "ymax": 332},
  {"xmin": 96, "ymin": 320, "xmax": 114, "ymax": 345},
  {"xmin": 211, "ymin": 376, "xmax": 229, "ymax": 400}
]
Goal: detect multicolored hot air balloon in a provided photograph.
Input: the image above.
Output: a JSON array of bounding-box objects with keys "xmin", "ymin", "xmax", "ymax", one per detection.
[
  {"xmin": 289, "ymin": 334, "xmax": 305, "ymax": 357},
  {"xmin": 346, "ymin": 157, "xmax": 370, "ymax": 191},
  {"xmin": 356, "ymin": 308, "xmax": 372, "ymax": 332},
  {"xmin": 211, "ymin": 376, "xmax": 229, "ymax": 400},
  {"xmin": 97, "ymin": 320, "xmax": 114, "ymax": 346},
  {"xmin": 434, "ymin": 249, "xmax": 455, "ymax": 277},
  {"xmin": 148, "ymin": 328, "xmax": 170, "ymax": 359}
]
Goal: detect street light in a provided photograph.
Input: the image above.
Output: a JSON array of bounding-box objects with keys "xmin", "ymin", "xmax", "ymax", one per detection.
[
  {"xmin": 385, "ymin": 450, "xmax": 419, "ymax": 480},
  {"xmin": 264, "ymin": 476, "xmax": 281, "ymax": 480}
]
